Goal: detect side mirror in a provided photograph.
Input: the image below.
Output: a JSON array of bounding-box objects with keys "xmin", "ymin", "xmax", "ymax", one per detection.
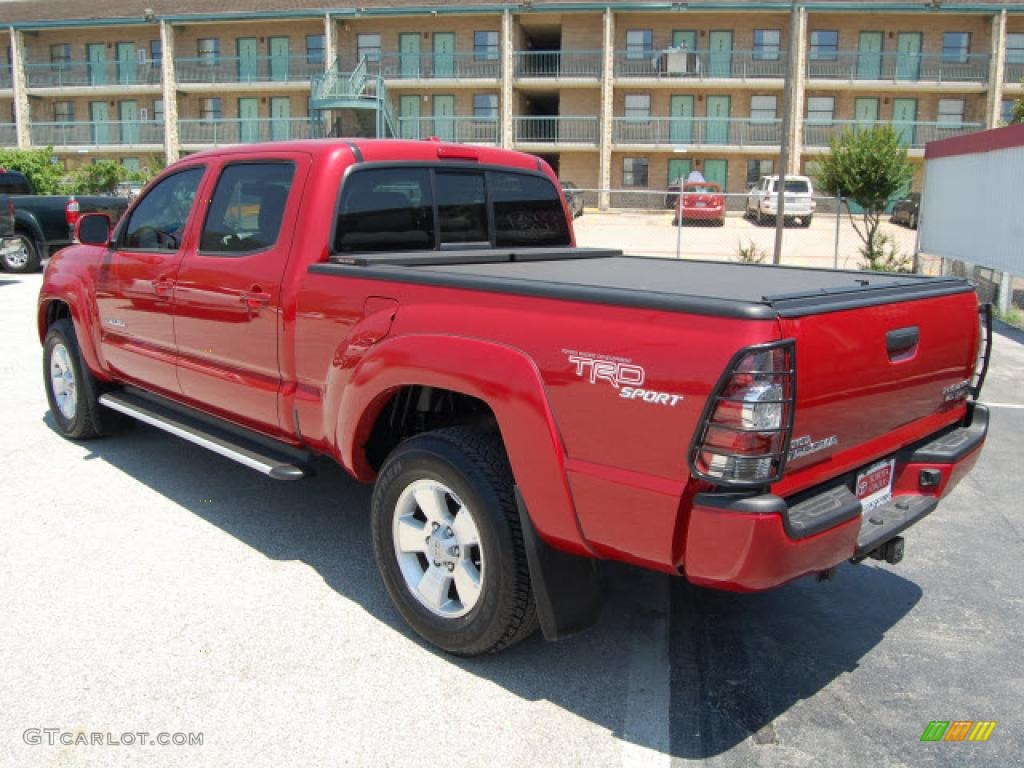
[{"xmin": 77, "ymin": 213, "xmax": 112, "ymax": 246}]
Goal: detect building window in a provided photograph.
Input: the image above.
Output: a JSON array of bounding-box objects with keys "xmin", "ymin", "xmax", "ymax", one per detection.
[
  {"xmin": 937, "ymin": 98, "xmax": 965, "ymax": 124},
  {"xmin": 306, "ymin": 35, "xmax": 325, "ymax": 64},
  {"xmin": 1007, "ymin": 33, "xmax": 1024, "ymax": 64},
  {"xmin": 473, "ymin": 93, "xmax": 498, "ymax": 120},
  {"xmin": 357, "ymin": 34, "xmax": 382, "ymax": 63},
  {"xmin": 753, "ymin": 29, "xmax": 781, "ymax": 61},
  {"xmin": 50, "ymin": 44, "xmax": 72, "ymax": 65},
  {"xmin": 154, "ymin": 99, "xmax": 164, "ymax": 122},
  {"xmin": 626, "ymin": 30, "xmax": 653, "ymax": 60},
  {"xmin": 53, "ymin": 101, "xmax": 74, "ymax": 122},
  {"xmin": 942, "ymin": 32, "xmax": 969, "ymax": 63},
  {"xmin": 750, "ymin": 95, "xmax": 777, "ymax": 122},
  {"xmin": 1001, "ymin": 99, "xmax": 1017, "ymax": 124},
  {"xmin": 623, "ymin": 157, "xmax": 649, "ymax": 187},
  {"xmin": 198, "ymin": 38, "xmax": 220, "ymax": 64},
  {"xmin": 149, "ymin": 39, "xmax": 162, "ymax": 63},
  {"xmin": 201, "ymin": 98, "xmax": 223, "ymax": 121},
  {"xmin": 474, "ymin": 31, "xmax": 499, "ymax": 61},
  {"xmin": 807, "ymin": 96, "xmax": 835, "ymax": 122},
  {"xmin": 747, "ymin": 159, "xmax": 773, "ymax": 187},
  {"xmin": 624, "ymin": 93, "xmax": 651, "ymax": 121},
  {"xmin": 809, "ymin": 30, "xmax": 839, "ymax": 60}
]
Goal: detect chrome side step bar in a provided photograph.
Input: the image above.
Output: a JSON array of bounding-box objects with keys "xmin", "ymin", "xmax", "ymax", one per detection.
[{"xmin": 99, "ymin": 390, "xmax": 312, "ymax": 480}]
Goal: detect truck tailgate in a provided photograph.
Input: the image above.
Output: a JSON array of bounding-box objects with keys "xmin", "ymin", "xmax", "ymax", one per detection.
[{"xmin": 775, "ymin": 290, "xmax": 980, "ymax": 495}]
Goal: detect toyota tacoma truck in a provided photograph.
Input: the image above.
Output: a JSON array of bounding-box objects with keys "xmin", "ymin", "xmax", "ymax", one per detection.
[{"xmin": 37, "ymin": 139, "xmax": 991, "ymax": 655}]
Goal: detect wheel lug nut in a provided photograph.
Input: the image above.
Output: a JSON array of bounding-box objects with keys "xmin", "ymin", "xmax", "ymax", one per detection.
[
  {"xmin": 449, "ymin": 545, "xmax": 459, "ymax": 557},
  {"xmin": 446, "ymin": 563, "xmax": 454, "ymax": 572},
  {"xmin": 431, "ymin": 522, "xmax": 440, "ymax": 532},
  {"xmin": 445, "ymin": 527, "xmax": 453, "ymax": 537}
]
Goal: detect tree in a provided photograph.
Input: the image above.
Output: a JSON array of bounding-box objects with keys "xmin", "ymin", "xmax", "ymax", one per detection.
[
  {"xmin": 0, "ymin": 147, "xmax": 65, "ymax": 194},
  {"xmin": 66, "ymin": 159, "xmax": 127, "ymax": 195},
  {"xmin": 1010, "ymin": 82, "xmax": 1024, "ymax": 124},
  {"xmin": 812, "ymin": 125, "xmax": 914, "ymax": 271}
]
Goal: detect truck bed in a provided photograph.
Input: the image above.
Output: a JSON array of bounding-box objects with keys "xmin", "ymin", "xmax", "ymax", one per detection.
[{"xmin": 313, "ymin": 247, "xmax": 973, "ymax": 319}]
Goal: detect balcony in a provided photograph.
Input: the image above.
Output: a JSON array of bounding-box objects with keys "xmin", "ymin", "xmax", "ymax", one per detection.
[
  {"xmin": 514, "ymin": 50, "xmax": 603, "ymax": 79},
  {"xmin": 395, "ymin": 116, "xmax": 499, "ymax": 144},
  {"xmin": 806, "ymin": 52, "xmax": 990, "ymax": 83},
  {"xmin": 175, "ymin": 55, "xmax": 324, "ymax": 85},
  {"xmin": 1005, "ymin": 61, "xmax": 1024, "ymax": 85},
  {"xmin": 614, "ymin": 49, "xmax": 786, "ymax": 80},
  {"xmin": 513, "ymin": 116, "xmax": 599, "ymax": 145},
  {"xmin": 613, "ymin": 117, "xmax": 781, "ymax": 147},
  {"xmin": 368, "ymin": 52, "xmax": 500, "ymax": 81},
  {"xmin": 178, "ymin": 118, "xmax": 318, "ymax": 146},
  {"xmin": 0, "ymin": 123, "xmax": 16, "ymax": 146},
  {"xmin": 24, "ymin": 60, "xmax": 161, "ymax": 89},
  {"xmin": 30, "ymin": 121, "xmax": 164, "ymax": 147},
  {"xmin": 803, "ymin": 119, "xmax": 985, "ymax": 149}
]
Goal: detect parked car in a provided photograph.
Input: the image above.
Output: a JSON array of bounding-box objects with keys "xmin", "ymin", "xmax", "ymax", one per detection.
[
  {"xmin": 560, "ymin": 180, "xmax": 584, "ymax": 218},
  {"xmin": 890, "ymin": 192, "xmax": 921, "ymax": 229},
  {"xmin": 745, "ymin": 174, "xmax": 816, "ymax": 227},
  {"xmin": 0, "ymin": 168, "xmax": 130, "ymax": 273},
  {"xmin": 671, "ymin": 182, "xmax": 725, "ymax": 226},
  {"xmin": 40, "ymin": 139, "xmax": 989, "ymax": 655}
]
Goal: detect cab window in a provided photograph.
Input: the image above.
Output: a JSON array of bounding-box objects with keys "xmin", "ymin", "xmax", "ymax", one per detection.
[
  {"xmin": 121, "ymin": 167, "xmax": 205, "ymax": 250},
  {"xmin": 199, "ymin": 162, "xmax": 295, "ymax": 254}
]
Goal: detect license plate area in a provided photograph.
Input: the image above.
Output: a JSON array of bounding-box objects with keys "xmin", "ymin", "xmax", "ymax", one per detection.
[{"xmin": 856, "ymin": 458, "xmax": 895, "ymax": 514}]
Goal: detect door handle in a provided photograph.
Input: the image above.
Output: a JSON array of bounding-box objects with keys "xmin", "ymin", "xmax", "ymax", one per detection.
[
  {"xmin": 886, "ymin": 326, "xmax": 919, "ymax": 361},
  {"xmin": 240, "ymin": 287, "xmax": 272, "ymax": 310},
  {"xmin": 153, "ymin": 278, "xmax": 175, "ymax": 298}
]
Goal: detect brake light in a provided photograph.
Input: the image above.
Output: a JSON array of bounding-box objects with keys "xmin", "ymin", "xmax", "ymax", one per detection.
[
  {"xmin": 689, "ymin": 339, "xmax": 796, "ymax": 487},
  {"xmin": 970, "ymin": 304, "xmax": 992, "ymax": 399},
  {"xmin": 65, "ymin": 197, "xmax": 80, "ymax": 227}
]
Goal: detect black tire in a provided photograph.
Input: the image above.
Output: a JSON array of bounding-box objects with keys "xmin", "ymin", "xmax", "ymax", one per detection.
[
  {"xmin": 371, "ymin": 427, "xmax": 538, "ymax": 655},
  {"xmin": 755, "ymin": 209, "xmax": 764, "ymax": 226},
  {"xmin": 2, "ymin": 233, "xmax": 42, "ymax": 273},
  {"xmin": 909, "ymin": 213, "xmax": 918, "ymax": 230},
  {"xmin": 801, "ymin": 216, "xmax": 813, "ymax": 228},
  {"xmin": 43, "ymin": 318, "xmax": 116, "ymax": 439}
]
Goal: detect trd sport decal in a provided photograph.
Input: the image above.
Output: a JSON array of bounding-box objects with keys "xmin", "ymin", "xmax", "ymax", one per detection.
[{"xmin": 563, "ymin": 349, "xmax": 684, "ymax": 407}]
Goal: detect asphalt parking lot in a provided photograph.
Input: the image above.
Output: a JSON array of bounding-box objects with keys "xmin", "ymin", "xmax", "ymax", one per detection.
[{"xmin": 1, "ymin": 269, "xmax": 1021, "ymax": 768}]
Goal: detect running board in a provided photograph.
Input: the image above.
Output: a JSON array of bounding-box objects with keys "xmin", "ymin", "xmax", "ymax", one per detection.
[{"xmin": 98, "ymin": 390, "xmax": 312, "ymax": 480}]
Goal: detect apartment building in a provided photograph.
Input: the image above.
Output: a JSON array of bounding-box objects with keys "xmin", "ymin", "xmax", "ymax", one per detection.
[{"xmin": 2, "ymin": 0, "xmax": 1022, "ymax": 204}]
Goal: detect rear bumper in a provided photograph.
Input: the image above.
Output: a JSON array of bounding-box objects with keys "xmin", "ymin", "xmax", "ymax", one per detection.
[
  {"xmin": 682, "ymin": 402, "xmax": 988, "ymax": 592},
  {"xmin": 679, "ymin": 207, "xmax": 724, "ymax": 220}
]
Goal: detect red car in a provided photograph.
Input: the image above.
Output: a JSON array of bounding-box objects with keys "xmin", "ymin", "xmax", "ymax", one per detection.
[
  {"xmin": 671, "ymin": 181, "xmax": 726, "ymax": 226},
  {"xmin": 38, "ymin": 139, "xmax": 989, "ymax": 655}
]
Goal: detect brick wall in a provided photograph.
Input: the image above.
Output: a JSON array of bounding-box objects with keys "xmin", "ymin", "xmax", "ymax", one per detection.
[
  {"xmin": 175, "ymin": 21, "xmax": 323, "ymax": 61},
  {"xmin": 613, "ymin": 11, "xmax": 792, "ymax": 52},
  {"xmin": 21, "ymin": 27, "xmax": 161, "ymax": 64}
]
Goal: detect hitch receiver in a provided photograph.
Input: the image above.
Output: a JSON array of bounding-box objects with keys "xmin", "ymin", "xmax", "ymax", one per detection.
[{"xmin": 869, "ymin": 536, "xmax": 905, "ymax": 565}]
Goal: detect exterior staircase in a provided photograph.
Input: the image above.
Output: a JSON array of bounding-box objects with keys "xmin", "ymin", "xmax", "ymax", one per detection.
[{"xmin": 310, "ymin": 58, "xmax": 397, "ymax": 139}]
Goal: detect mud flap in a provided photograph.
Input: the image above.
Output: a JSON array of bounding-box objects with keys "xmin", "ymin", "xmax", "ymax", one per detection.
[{"xmin": 515, "ymin": 487, "xmax": 602, "ymax": 641}]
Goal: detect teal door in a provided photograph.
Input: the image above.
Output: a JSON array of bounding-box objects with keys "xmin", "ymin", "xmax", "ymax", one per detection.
[
  {"xmin": 237, "ymin": 38, "xmax": 258, "ymax": 82},
  {"xmin": 854, "ymin": 97, "xmax": 879, "ymax": 129},
  {"xmin": 857, "ymin": 32, "xmax": 883, "ymax": 79},
  {"xmin": 269, "ymin": 37, "xmax": 290, "ymax": 81},
  {"xmin": 239, "ymin": 97, "xmax": 260, "ymax": 142},
  {"xmin": 896, "ymin": 32, "xmax": 921, "ymax": 81},
  {"xmin": 672, "ymin": 30, "xmax": 697, "ymax": 51},
  {"xmin": 400, "ymin": 95, "xmax": 421, "ymax": 138},
  {"xmin": 270, "ymin": 97, "xmax": 291, "ymax": 140},
  {"xmin": 708, "ymin": 31, "xmax": 733, "ymax": 77},
  {"xmin": 433, "ymin": 32, "xmax": 455, "ymax": 78},
  {"xmin": 433, "ymin": 94, "xmax": 455, "ymax": 141},
  {"xmin": 705, "ymin": 94, "xmax": 731, "ymax": 144},
  {"xmin": 87, "ymin": 43, "xmax": 107, "ymax": 86},
  {"xmin": 116, "ymin": 43, "xmax": 137, "ymax": 84},
  {"xmin": 892, "ymin": 98, "xmax": 917, "ymax": 146},
  {"xmin": 119, "ymin": 100, "xmax": 139, "ymax": 144},
  {"xmin": 400, "ymin": 33, "xmax": 421, "ymax": 78},
  {"xmin": 669, "ymin": 95, "xmax": 694, "ymax": 143},
  {"xmin": 667, "ymin": 158, "xmax": 691, "ymax": 186},
  {"xmin": 703, "ymin": 159, "xmax": 728, "ymax": 191},
  {"xmin": 90, "ymin": 102, "xmax": 109, "ymax": 144}
]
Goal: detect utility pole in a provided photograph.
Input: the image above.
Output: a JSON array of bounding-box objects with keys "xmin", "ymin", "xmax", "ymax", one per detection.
[{"xmin": 773, "ymin": 1, "xmax": 801, "ymax": 265}]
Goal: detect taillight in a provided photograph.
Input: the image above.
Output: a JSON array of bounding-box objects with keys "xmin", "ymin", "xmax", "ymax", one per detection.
[
  {"xmin": 65, "ymin": 197, "xmax": 80, "ymax": 227},
  {"xmin": 689, "ymin": 339, "xmax": 796, "ymax": 487},
  {"xmin": 970, "ymin": 303, "xmax": 992, "ymax": 399}
]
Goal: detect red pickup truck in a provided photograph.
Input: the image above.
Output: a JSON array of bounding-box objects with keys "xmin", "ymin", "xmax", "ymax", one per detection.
[{"xmin": 38, "ymin": 139, "xmax": 991, "ymax": 656}]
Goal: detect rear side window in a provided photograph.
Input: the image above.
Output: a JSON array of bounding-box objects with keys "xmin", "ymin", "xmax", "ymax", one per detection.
[
  {"xmin": 491, "ymin": 172, "xmax": 570, "ymax": 247},
  {"xmin": 0, "ymin": 174, "xmax": 32, "ymax": 194},
  {"xmin": 335, "ymin": 168, "xmax": 434, "ymax": 253},
  {"xmin": 200, "ymin": 162, "xmax": 295, "ymax": 254}
]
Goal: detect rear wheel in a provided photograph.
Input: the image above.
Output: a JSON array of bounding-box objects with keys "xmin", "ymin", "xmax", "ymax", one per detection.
[
  {"xmin": 2, "ymin": 233, "xmax": 42, "ymax": 273},
  {"xmin": 371, "ymin": 427, "xmax": 538, "ymax": 655}
]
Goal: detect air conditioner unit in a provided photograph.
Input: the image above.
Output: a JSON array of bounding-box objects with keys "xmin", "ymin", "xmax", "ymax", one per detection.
[{"xmin": 138, "ymin": 107, "xmax": 149, "ymax": 120}]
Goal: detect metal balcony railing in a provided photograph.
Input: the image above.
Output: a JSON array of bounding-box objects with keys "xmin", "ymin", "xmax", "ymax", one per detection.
[
  {"xmin": 514, "ymin": 50, "xmax": 603, "ymax": 78},
  {"xmin": 1005, "ymin": 61, "xmax": 1024, "ymax": 84},
  {"xmin": 24, "ymin": 59, "xmax": 161, "ymax": 88},
  {"xmin": 0, "ymin": 66, "xmax": 12, "ymax": 90},
  {"xmin": 29, "ymin": 120, "xmax": 165, "ymax": 146},
  {"xmin": 614, "ymin": 49, "xmax": 786, "ymax": 79},
  {"xmin": 175, "ymin": 55, "xmax": 324, "ymax": 84},
  {"xmin": 513, "ymin": 116, "xmax": 599, "ymax": 144},
  {"xmin": 806, "ymin": 51, "xmax": 990, "ymax": 83},
  {"xmin": 0, "ymin": 123, "xmax": 17, "ymax": 146},
  {"xmin": 395, "ymin": 116, "xmax": 500, "ymax": 144},
  {"xmin": 363, "ymin": 52, "xmax": 500, "ymax": 80},
  {"xmin": 613, "ymin": 117, "xmax": 781, "ymax": 146},
  {"xmin": 178, "ymin": 117, "xmax": 318, "ymax": 145},
  {"xmin": 802, "ymin": 119, "xmax": 985, "ymax": 148}
]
